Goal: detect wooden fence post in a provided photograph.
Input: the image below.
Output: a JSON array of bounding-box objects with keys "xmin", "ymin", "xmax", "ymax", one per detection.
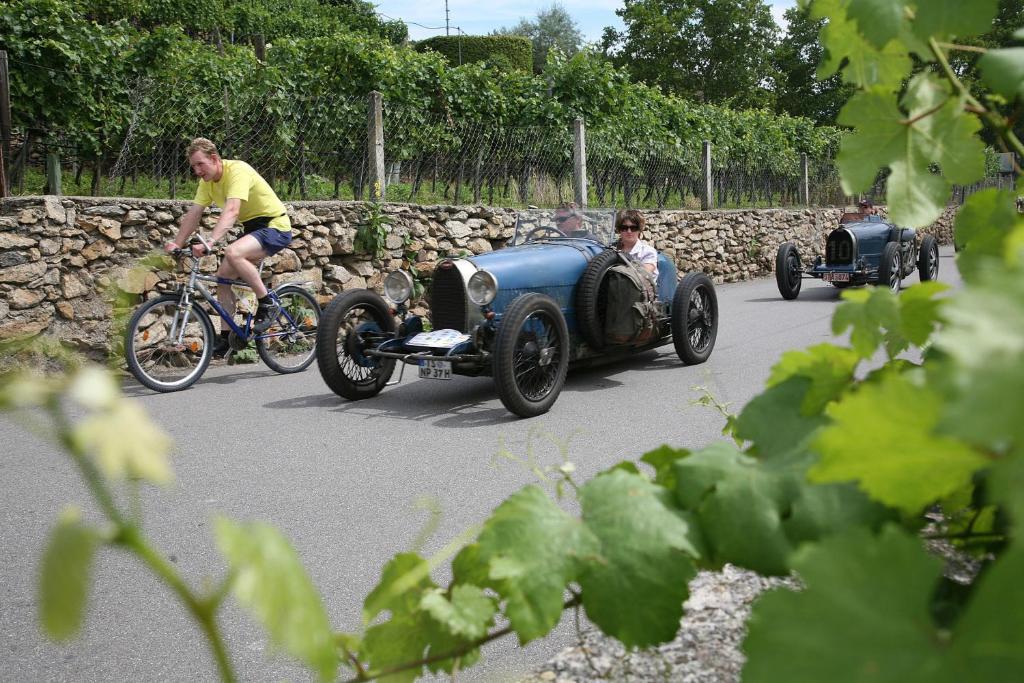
[
  {"xmin": 701, "ymin": 140, "xmax": 712, "ymax": 210},
  {"xmin": 800, "ymin": 152, "xmax": 810, "ymax": 205},
  {"xmin": 573, "ymin": 118, "xmax": 587, "ymax": 208},
  {"xmin": 0, "ymin": 50, "xmax": 11, "ymax": 198},
  {"xmin": 46, "ymin": 151, "xmax": 61, "ymax": 196},
  {"xmin": 368, "ymin": 91, "xmax": 386, "ymax": 200}
]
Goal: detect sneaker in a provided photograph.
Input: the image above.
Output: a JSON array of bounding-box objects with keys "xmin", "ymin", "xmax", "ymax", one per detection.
[
  {"xmin": 253, "ymin": 299, "xmax": 281, "ymax": 333},
  {"xmin": 213, "ymin": 336, "xmax": 230, "ymax": 358}
]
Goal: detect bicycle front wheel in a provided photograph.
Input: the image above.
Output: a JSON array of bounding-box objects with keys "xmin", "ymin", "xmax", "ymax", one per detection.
[
  {"xmin": 125, "ymin": 294, "xmax": 214, "ymax": 392},
  {"xmin": 256, "ymin": 286, "xmax": 321, "ymax": 374}
]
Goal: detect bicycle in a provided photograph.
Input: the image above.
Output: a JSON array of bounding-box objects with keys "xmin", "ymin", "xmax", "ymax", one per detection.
[{"xmin": 124, "ymin": 237, "xmax": 321, "ymax": 392}]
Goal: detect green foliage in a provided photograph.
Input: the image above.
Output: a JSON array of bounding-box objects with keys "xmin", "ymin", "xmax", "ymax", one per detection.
[
  {"xmin": 354, "ymin": 188, "xmax": 393, "ymax": 258},
  {"xmin": 215, "ymin": 518, "xmax": 337, "ymax": 681},
  {"xmin": 493, "ymin": 3, "xmax": 584, "ymax": 73},
  {"xmin": 40, "ymin": 508, "xmax": 99, "ymax": 641},
  {"xmin": 414, "ymin": 35, "xmax": 533, "ymax": 73},
  {"xmin": 605, "ymin": 0, "xmax": 780, "ymax": 108}
]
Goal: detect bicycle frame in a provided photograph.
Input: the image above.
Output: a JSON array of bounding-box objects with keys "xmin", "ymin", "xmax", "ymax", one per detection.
[{"xmin": 172, "ymin": 253, "xmax": 309, "ymax": 342}]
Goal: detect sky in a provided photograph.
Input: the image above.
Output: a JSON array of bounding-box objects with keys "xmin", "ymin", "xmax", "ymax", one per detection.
[{"xmin": 372, "ymin": 0, "xmax": 798, "ymax": 43}]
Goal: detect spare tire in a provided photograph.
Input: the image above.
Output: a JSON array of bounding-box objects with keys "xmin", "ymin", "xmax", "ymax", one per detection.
[{"xmin": 575, "ymin": 249, "xmax": 621, "ymax": 350}]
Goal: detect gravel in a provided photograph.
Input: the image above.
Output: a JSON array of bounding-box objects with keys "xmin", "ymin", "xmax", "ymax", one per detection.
[{"xmin": 522, "ymin": 565, "xmax": 800, "ymax": 683}]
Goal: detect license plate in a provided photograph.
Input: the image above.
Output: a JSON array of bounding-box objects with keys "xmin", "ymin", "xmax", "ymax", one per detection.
[
  {"xmin": 418, "ymin": 359, "xmax": 452, "ymax": 380},
  {"xmin": 823, "ymin": 272, "xmax": 851, "ymax": 282},
  {"xmin": 408, "ymin": 329, "xmax": 471, "ymax": 349}
]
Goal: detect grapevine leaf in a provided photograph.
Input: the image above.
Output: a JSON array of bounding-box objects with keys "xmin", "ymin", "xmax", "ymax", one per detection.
[
  {"xmin": 933, "ymin": 267, "xmax": 1024, "ymax": 449},
  {"xmin": 767, "ymin": 343, "xmax": 861, "ymax": 415},
  {"xmin": 836, "ymin": 91, "xmax": 906, "ymax": 192},
  {"xmin": 952, "ymin": 189, "xmax": 1024, "ymax": 282},
  {"xmin": 846, "ymin": 0, "xmax": 911, "ymax": 49},
  {"xmin": 783, "ymin": 482, "xmax": 896, "ymax": 545},
  {"xmin": 674, "ymin": 443, "xmax": 796, "ymax": 575},
  {"xmin": 818, "ymin": 11, "xmax": 912, "ymax": 88},
  {"xmin": 987, "ymin": 454, "xmax": 1024, "ymax": 524},
  {"xmin": 896, "ymin": 281, "xmax": 948, "ymax": 347},
  {"xmin": 420, "ymin": 585, "xmax": 496, "ymax": 641},
  {"xmin": 578, "ymin": 470, "xmax": 699, "ymax": 647},
  {"xmin": 831, "ymin": 287, "xmax": 899, "ymax": 358},
  {"xmin": 640, "ymin": 444, "xmax": 690, "ymax": 491},
  {"xmin": 974, "ymin": 48, "xmax": 1024, "ymax": 102},
  {"xmin": 913, "ymin": 0, "xmax": 998, "ymax": 42},
  {"xmin": 364, "ymin": 552, "xmax": 433, "ymax": 623},
  {"xmin": 475, "ymin": 485, "xmax": 599, "ymax": 643},
  {"xmin": 215, "ymin": 518, "xmax": 337, "ymax": 682},
  {"xmin": 39, "ymin": 508, "xmax": 99, "ymax": 641},
  {"xmin": 947, "ymin": 542, "xmax": 1024, "ymax": 677},
  {"xmin": 742, "ymin": 526, "xmax": 948, "ymax": 682},
  {"xmin": 451, "ymin": 543, "xmax": 491, "ymax": 589},
  {"xmin": 886, "ymin": 156, "xmax": 950, "ymax": 227},
  {"xmin": 361, "ymin": 611, "xmax": 437, "ymax": 683},
  {"xmin": 72, "ymin": 400, "xmax": 173, "ymax": 484},
  {"xmin": 810, "ymin": 372, "xmax": 988, "ymax": 514},
  {"xmin": 732, "ymin": 376, "xmax": 828, "ymax": 464}
]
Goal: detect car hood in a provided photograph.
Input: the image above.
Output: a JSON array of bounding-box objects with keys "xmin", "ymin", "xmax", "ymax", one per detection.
[
  {"xmin": 468, "ymin": 241, "xmax": 598, "ymax": 290},
  {"xmin": 839, "ymin": 221, "xmax": 892, "ymax": 240}
]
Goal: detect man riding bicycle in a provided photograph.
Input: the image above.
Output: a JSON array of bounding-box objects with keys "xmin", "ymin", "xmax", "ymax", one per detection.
[{"xmin": 166, "ymin": 137, "xmax": 293, "ymax": 357}]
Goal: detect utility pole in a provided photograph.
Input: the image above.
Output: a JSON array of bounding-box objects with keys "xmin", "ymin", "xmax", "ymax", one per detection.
[{"xmin": 445, "ymin": 0, "xmax": 450, "ymax": 35}]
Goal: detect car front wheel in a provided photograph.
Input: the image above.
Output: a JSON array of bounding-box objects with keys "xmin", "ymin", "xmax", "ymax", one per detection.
[
  {"xmin": 672, "ymin": 272, "xmax": 718, "ymax": 365},
  {"xmin": 775, "ymin": 242, "xmax": 802, "ymax": 300},
  {"xmin": 917, "ymin": 234, "xmax": 939, "ymax": 281},
  {"xmin": 316, "ymin": 289, "xmax": 397, "ymax": 400},
  {"xmin": 492, "ymin": 293, "xmax": 569, "ymax": 418},
  {"xmin": 877, "ymin": 242, "xmax": 902, "ymax": 293}
]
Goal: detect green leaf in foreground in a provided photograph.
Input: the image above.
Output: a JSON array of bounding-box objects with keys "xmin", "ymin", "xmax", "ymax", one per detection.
[
  {"xmin": 766, "ymin": 343, "xmax": 861, "ymax": 415},
  {"xmin": 674, "ymin": 443, "xmax": 795, "ymax": 575},
  {"xmin": 420, "ymin": 585, "xmax": 496, "ymax": 640},
  {"xmin": 977, "ymin": 47, "xmax": 1024, "ymax": 102},
  {"xmin": 732, "ymin": 376, "xmax": 828, "ymax": 464},
  {"xmin": 933, "ymin": 266, "xmax": 1024, "ymax": 450},
  {"xmin": 912, "ymin": 0, "xmax": 998, "ymax": 42},
  {"xmin": 742, "ymin": 525, "xmax": 948, "ymax": 682},
  {"xmin": 831, "ymin": 287, "xmax": 899, "ymax": 358},
  {"xmin": 40, "ymin": 508, "xmax": 99, "ymax": 641},
  {"xmin": 215, "ymin": 518, "xmax": 337, "ymax": 682},
  {"xmin": 475, "ymin": 485, "xmax": 599, "ymax": 643},
  {"xmin": 818, "ymin": 9, "xmax": 911, "ymax": 89},
  {"xmin": 952, "ymin": 189, "xmax": 1024, "ymax": 283},
  {"xmin": 810, "ymin": 372, "xmax": 987, "ymax": 514},
  {"xmin": 578, "ymin": 470, "xmax": 700, "ymax": 647}
]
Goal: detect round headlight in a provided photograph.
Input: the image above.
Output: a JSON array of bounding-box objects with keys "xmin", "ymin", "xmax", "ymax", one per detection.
[
  {"xmin": 383, "ymin": 270, "xmax": 414, "ymax": 304},
  {"xmin": 467, "ymin": 269, "xmax": 498, "ymax": 306}
]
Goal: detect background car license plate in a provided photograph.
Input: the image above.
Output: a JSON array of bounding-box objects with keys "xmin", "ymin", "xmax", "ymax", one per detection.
[
  {"xmin": 418, "ymin": 360, "xmax": 452, "ymax": 380},
  {"xmin": 823, "ymin": 272, "xmax": 851, "ymax": 282}
]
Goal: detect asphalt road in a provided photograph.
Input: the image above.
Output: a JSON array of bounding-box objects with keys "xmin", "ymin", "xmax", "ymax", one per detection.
[{"xmin": 1, "ymin": 247, "xmax": 960, "ymax": 682}]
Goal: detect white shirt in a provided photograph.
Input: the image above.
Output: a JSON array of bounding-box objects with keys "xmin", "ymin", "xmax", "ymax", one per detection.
[{"xmin": 626, "ymin": 240, "xmax": 659, "ymax": 278}]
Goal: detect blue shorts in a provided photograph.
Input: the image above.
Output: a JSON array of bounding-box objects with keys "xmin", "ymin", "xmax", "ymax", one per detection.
[{"xmin": 246, "ymin": 227, "xmax": 292, "ymax": 256}]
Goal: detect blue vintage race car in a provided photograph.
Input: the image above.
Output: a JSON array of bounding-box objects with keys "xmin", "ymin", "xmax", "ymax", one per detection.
[
  {"xmin": 315, "ymin": 209, "xmax": 718, "ymax": 417},
  {"xmin": 775, "ymin": 210, "xmax": 939, "ymax": 299}
]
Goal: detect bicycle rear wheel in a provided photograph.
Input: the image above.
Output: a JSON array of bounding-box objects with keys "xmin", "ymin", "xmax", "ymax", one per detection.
[
  {"xmin": 256, "ymin": 286, "xmax": 320, "ymax": 373},
  {"xmin": 125, "ymin": 293, "xmax": 214, "ymax": 392}
]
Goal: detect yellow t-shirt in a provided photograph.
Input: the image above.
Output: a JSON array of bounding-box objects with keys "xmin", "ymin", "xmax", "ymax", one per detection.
[{"xmin": 193, "ymin": 159, "xmax": 290, "ymax": 231}]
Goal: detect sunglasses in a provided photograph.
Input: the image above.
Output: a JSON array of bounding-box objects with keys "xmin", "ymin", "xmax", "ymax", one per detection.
[{"xmin": 616, "ymin": 223, "xmax": 639, "ymax": 232}]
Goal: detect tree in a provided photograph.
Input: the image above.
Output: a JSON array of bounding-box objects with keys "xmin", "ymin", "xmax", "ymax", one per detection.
[
  {"xmin": 494, "ymin": 2, "xmax": 584, "ymax": 73},
  {"xmin": 603, "ymin": 0, "xmax": 780, "ymax": 108},
  {"xmin": 772, "ymin": 4, "xmax": 853, "ymax": 125}
]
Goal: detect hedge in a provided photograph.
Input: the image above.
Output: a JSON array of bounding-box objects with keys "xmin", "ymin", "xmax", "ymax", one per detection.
[{"xmin": 414, "ymin": 35, "xmax": 532, "ymax": 72}]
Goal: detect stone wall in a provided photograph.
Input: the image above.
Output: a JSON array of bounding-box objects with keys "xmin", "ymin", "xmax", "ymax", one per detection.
[{"xmin": 0, "ymin": 196, "xmax": 958, "ymax": 358}]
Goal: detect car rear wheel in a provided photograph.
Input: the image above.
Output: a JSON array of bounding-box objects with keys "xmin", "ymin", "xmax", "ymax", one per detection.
[
  {"xmin": 493, "ymin": 293, "xmax": 569, "ymax": 418},
  {"xmin": 877, "ymin": 242, "xmax": 902, "ymax": 292},
  {"xmin": 316, "ymin": 289, "xmax": 397, "ymax": 400},
  {"xmin": 672, "ymin": 272, "xmax": 718, "ymax": 365},
  {"xmin": 917, "ymin": 235, "xmax": 939, "ymax": 281},
  {"xmin": 775, "ymin": 242, "xmax": 802, "ymax": 300}
]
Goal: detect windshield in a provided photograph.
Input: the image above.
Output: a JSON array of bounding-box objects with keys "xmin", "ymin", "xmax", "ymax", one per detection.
[{"xmin": 510, "ymin": 208, "xmax": 618, "ymax": 247}]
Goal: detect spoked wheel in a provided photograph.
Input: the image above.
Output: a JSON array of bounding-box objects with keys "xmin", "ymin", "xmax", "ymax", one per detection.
[
  {"xmin": 256, "ymin": 286, "xmax": 321, "ymax": 374},
  {"xmin": 672, "ymin": 272, "xmax": 718, "ymax": 365},
  {"xmin": 877, "ymin": 242, "xmax": 902, "ymax": 292},
  {"xmin": 775, "ymin": 242, "xmax": 802, "ymax": 300},
  {"xmin": 917, "ymin": 234, "xmax": 939, "ymax": 282},
  {"xmin": 125, "ymin": 293, "xmax": 214, "ymax": 392},
  {"xmin": 316, "ymin": 289, "xmax": 397, "ymax": 400},
  {"xmin": 493, "ymin": 293, "xmax": 569, "ymax": 418}
]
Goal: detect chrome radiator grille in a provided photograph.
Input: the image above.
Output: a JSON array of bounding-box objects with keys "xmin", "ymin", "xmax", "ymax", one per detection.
[
  {"xmin": 430, "ymin": 262, "xmax": 468, "ymax": 332},
  {"xmin": 826, "ymin": 229, "xmax": 854, "ymax": 265}
]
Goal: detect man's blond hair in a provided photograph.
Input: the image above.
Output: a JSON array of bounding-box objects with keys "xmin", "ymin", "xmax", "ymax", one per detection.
[{"xmin": 186, "ymin": 137, "xmax": 219, "ymax": 159}]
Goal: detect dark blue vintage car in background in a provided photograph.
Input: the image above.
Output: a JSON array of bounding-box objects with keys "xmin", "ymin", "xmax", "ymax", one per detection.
[
  {"xmin": 315, "ymin": 209, "xmax": 719, "ymax": 418},
  {"xmin": 775, "ymin": 209, "xmax": 939, "ymax": 299}
]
